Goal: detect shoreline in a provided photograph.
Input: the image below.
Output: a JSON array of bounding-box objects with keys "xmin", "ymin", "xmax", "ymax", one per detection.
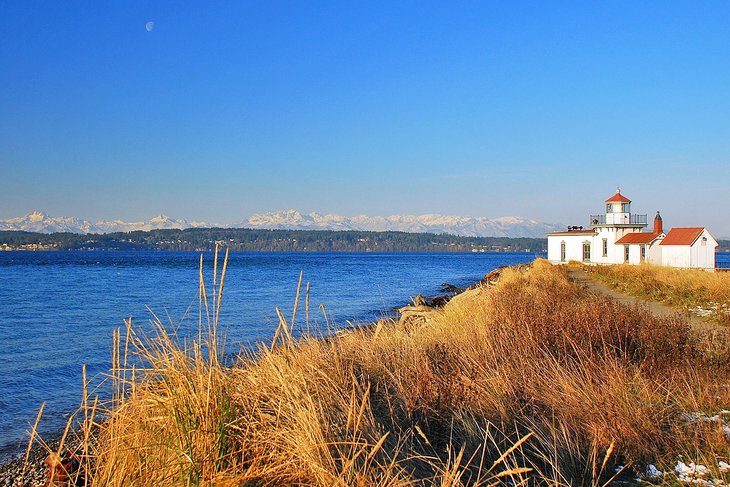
[
  {"xmin": 0, "ymin": 265, "xmax": 500, "ymax": 485},
  {"xmin": 1, "ymin": 251, "xmax": 531, "ymax": 467},
  {"xmin": 0, "ymin": 438, "xmax": 65, "ymax": 487},
  {"xmin": 4, "ymin": 260, "xmax": 729, "ymax": 485}
]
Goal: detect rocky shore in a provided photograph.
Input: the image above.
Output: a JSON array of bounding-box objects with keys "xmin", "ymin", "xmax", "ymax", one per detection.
[{"xmin": 0, "ymin": 439, "xmax": 66, "ymax": 487}]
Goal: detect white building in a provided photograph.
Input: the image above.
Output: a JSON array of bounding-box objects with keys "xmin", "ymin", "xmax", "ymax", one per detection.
[
  {"xmin": 547, "ymin": 189, "xmax": 718, "ymax": 270},
  {"xmin": 658, "ymin": 227, "xmax": 718, "ymax": 270}
]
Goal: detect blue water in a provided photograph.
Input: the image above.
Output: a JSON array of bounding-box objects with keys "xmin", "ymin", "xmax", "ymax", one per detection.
[
  {"xmin": 718, "ymin": 252, "xmax": 730, "ymax": 269},
  {"xmin": 0, "ymin": 250, "xmax": 537, "ymax": 459}
]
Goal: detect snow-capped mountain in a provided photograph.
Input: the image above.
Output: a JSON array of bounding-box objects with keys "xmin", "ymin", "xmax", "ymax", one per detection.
[
  {"xmin": 0, "ymin": 212, "xmax": 212, "ymax": 234},
  {"xmin": 0, "ymin": 211, "xmax": 97, "ymax": 234},
  {"xmin": 241, "ymin": 210, "xmax": 563, "ymax": 238},
  {"xmin": 94, "ymin": 215, "xmax": 211, "ymax": 233},
  {"xmin": 0, "ymin": 210, "xmax": 564, "ymax": 237}
]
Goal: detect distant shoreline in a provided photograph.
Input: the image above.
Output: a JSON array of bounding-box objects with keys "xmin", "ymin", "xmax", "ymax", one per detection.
[
  {"xmin": 2, "ymin": 228, "xmax": 727, "ymax": 254},
  {"xmin": 0, "ymin": 228, "xmax": 549, "ymax": 253}
]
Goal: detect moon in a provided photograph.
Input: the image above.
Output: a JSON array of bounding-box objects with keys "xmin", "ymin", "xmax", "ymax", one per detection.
[{"xmin": 145, "ymin": 21, "xmax": 154, "ymax": 32}]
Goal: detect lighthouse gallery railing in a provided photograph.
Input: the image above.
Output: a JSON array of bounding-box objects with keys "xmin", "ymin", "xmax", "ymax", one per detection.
[{"xmin": 589, "ymin": 214, "xmax": 648, "ymax": 226}]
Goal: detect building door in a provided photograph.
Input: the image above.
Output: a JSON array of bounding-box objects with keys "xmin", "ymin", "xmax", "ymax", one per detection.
[
  {"xmin": 624, "ymin": 245, "xmax": 630, "ymax": 263},
  {"xmin": 582, "ymin": 242, "xmax": 591, "ymax": 263}
]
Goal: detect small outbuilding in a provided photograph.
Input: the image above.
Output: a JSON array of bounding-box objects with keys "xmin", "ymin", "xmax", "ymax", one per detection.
[{"xmin": 659, "ymin": 227, "xmax": 718, "ymax": 270}]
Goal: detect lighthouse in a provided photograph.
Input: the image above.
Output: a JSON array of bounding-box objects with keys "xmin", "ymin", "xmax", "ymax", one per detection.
[{"xmin": 547, "ymin": 188, "xmax": 718, "ymax": 270}]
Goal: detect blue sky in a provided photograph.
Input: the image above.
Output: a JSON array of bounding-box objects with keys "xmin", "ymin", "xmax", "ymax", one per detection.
[{"xmin": 1, "ymin": 1, "xmax": 729, "ymax": 234}]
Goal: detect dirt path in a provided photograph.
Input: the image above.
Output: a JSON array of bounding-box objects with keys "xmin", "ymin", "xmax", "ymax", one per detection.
[{"xmin": 567, "ymin": 269, "xmax": 727, "ymax": 335}]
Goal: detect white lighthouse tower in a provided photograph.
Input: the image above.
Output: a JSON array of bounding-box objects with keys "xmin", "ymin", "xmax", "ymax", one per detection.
[{"xmin": 589, "ymin": 188, "xmax": 648, "ymax": 264}]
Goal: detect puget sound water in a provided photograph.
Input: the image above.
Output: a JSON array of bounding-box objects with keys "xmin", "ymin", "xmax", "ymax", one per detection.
[{"xmin": 0, "ymin": 250, "xmax": 540, "ymax": 459}]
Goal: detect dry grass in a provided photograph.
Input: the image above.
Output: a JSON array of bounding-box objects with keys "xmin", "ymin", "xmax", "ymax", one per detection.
[
  {"xmin": 28, "ymin": 256, "xmax": 730, "ymax": 486},
  {"xmin": 586, "ymin": 263, "xmax": 730, "ymax": 323}
]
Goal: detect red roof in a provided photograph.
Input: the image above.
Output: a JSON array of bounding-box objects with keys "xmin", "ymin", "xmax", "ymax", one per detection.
[
  {"xmin": 605, "ymin": 190, "xmax": 631, "ymax": 203},
  {"xmin": 615, "ymin": 232, "xmax": 661, "ymax": 244},
  {"xmin": 547, "ymin": 230, "xmax": 597, "ymax": 236},
  {"xmin": 659, "ymin": 227, "xmax": 704, "ymax": 246}
]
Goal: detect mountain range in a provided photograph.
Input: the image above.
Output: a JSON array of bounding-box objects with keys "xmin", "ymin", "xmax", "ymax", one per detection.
[
  {"xmin": 0, "ymin": 210, "xmax": 565, "ymax": 238},
  {"xmin": 243, "ymin": 210, "xmax": 563, "ymax": 238},
  {"xmin": 0, "ymin": 212, "xmax": 211, "ymax": 234}
]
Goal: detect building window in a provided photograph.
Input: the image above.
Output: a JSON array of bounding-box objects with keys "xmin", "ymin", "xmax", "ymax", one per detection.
[
  {"xmin": 602, "ymin": 238, "xmax": 608, "ymax": 257},
  {"xmin": 641, "ymin": 245, "xmax": 646, "ymax": 261},
  {"xmin": 622, "ymin": 203, "xmax": 630, "ymax": 212},
  {"xmin": 624, "ymin": 245, "xmax": 630, "ymax": 263},
  {"xmin": 583, "ymin": 241, "xmax": 591, "ymax": 262},
  {"xmin": 560, "ymin": 241, "xmax": 566, "ymax": 262},
  {"xmin": 606, "ymin": 203, "xmax": 612, "ymax": 213}
]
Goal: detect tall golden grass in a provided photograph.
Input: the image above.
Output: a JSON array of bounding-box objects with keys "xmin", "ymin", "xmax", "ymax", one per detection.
[
  {"xmin": 586, "ymin": 263, "xmax": 730, "ymax": 323},
  {"xmin": 31, "ymin": 256, "xmax": 730, "ymax": 486}
]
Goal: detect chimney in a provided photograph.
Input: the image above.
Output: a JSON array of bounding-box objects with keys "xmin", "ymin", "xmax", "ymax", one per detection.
[{"xmin": 653, "ymin": 211, "xmax": 663, "ymax": 234}]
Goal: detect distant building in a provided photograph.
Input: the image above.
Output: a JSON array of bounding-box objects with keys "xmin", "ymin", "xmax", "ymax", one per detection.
[{"xmin": 547, "ymin": 189, "xmax": 718, "ymax": 270}]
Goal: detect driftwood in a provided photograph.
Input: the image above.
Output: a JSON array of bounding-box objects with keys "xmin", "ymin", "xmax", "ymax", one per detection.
[{"xmin": 396, "ymin": 303, "xmax": 440, "ymax": 330}]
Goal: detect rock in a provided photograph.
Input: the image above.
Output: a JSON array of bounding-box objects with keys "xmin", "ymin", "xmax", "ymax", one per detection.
[
  {"xmin": 427, "ymin": 295, "xmax": 451, "ymax": 308},
  {"xmin": 439, "ymin": 283, "xmax": 464, "ymax": 294}
]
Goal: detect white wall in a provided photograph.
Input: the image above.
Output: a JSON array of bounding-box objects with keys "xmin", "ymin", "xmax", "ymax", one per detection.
[
  {"xmin": 547, "ymin": 234, "xmax": 593, "ymax": 264},
  {"xmin": 547, "ymin": 235, "xmax": 562, "ymax": 263},
  {"xmin": 549, "ymin": 229, "xmax": 659, "ymax": 266},
  {"xmin": 660, "ymin": 230, "xmax": 717, "ymax": 270},
  {"xmin": 647, "ymin": 241, "xmax": 662, "ymax": 264},
  {"xmin": 592, "ymin": 227, "xmax": 647, "ymax": 265},
  {"xmin": 608, "ymin": 228, "xmax": 628, "ymax": 264},
  {"xmin": 606, "ymin": 212, "xmax": 631, "ymax": 225},
  {"xmin": 592, "ymin": 228, "xmax": 614, "ymax": 265},
  {"xmin": 626, "ymin": 244, "xmax": 644, "ymax": 265},
  {"xmin": 624, "ymin": 241, "xmax": 665, "ymax": 266},
  {"xmin": 661, "ymin": 246, "xmax": 691, "ymax": 268},
  {"xmin": 690, "ymin": 230, "xmax": 717, "ymax": 270}
]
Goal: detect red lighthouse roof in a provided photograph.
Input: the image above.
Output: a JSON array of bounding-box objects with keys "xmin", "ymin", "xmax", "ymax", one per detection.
[{"xmin": 605, "ymin": 188, "xmax": 631, "ymax": 203}]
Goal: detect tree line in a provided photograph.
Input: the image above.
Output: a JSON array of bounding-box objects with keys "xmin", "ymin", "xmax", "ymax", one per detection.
[{"xmin": 0, "ymin": 228, "xmax": 548, "ymax": 253}]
